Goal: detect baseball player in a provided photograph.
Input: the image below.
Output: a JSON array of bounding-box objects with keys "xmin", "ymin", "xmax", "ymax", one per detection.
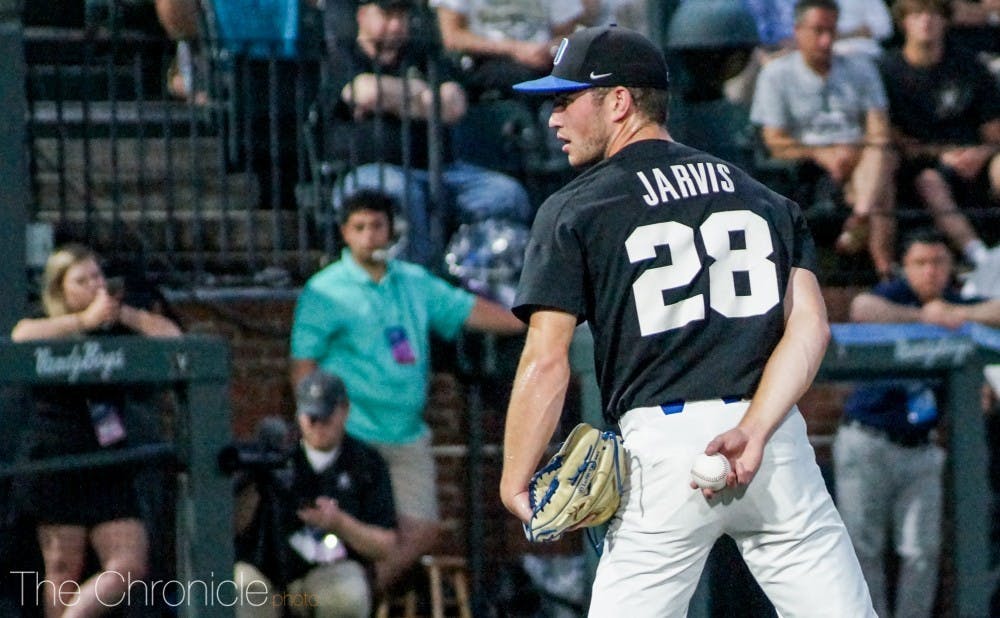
[{"xmin": 499, "ymin": 25, "xmax": 876, "ymax": 616}]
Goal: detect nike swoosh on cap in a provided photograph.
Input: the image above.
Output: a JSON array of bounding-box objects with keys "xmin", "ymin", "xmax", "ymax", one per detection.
[{"xmin": 589, "ymin": 71, "xmax": 613, "ymax": 79}]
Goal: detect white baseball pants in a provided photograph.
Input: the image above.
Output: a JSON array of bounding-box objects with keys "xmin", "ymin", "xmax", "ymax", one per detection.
[{"xmin": 589, "ymin": 400, "xmax": 876, "ymax": 617}]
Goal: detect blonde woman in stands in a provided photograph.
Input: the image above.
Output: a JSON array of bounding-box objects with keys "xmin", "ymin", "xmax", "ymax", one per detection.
[{"xmin": 11, "ymin": 243, "xmax": 180, "ymax": 617}]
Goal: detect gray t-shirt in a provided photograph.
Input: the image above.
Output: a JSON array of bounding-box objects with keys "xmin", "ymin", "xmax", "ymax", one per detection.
[{"xmin": 750, "ymin": 51, "xmax": 887, "ymax": 146}]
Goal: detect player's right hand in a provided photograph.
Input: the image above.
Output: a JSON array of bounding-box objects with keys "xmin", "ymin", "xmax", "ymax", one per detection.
[
  {"xmin": 500, "ymin": 488, "xmax": 533, "ymax": 524},
  {"xmin": 704, "ymin": 427, "xmax": 764, "ymax": 489}
]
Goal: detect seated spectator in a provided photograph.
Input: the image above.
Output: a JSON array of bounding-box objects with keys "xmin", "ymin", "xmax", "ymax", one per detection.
[
  {"xmin": 833, "ymin": 0, "xmax": 893, "ymax": 59},
  {"xmin": 751, "ymin": 0, "xmax": 898, "ymax": 279},
  {"xmin": 234, "ymin": 370, "xmax": 397, "ymax": 618},
  {"xmin": 880, "ymin": 0, "xmax": 1000, "ymax": 298},
  {"xmin": 430, "ymin": 0, "xmax": 586, "ymax": 101},
  {"xmin": 833, "ymin": 228, "xmax": 1000, "ymax": 618},
  {"xmin": 329, "ymin": 0, "xmax": 532, "ymax": 266},
  {"xmin": 10, "ymin": 244, "xmax": 181, "ymax": 617}
]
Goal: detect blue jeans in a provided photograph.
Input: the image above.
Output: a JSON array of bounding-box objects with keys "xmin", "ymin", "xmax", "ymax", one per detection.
[{"xmin": 334, "ymin": 162, "xmax": 532, "ymax": 266}]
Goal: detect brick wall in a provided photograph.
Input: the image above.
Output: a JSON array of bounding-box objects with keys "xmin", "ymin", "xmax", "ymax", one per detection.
[{"xmin": 168, "ymin": 284, "xmax": 867, "ymax": 561}]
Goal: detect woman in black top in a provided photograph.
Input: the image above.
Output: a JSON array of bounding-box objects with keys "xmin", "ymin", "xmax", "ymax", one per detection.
[{"xmin": 11, "ymin": 244, "xmax": 181, "ymax": 617}]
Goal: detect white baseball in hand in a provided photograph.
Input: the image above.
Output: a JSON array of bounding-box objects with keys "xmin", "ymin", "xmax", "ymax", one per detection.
[{"xmin": 690, "ymin": 453, "xmax": 730, "ymax": 491}]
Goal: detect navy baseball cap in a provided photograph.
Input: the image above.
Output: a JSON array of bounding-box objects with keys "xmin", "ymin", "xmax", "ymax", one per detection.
[
  {"xmin": 513, "ymin": 25, "xmax": 670, "ymax": 95},
  {"xmin": 296, "ymin": 370, "xmax": 349, "ymax": 421}
]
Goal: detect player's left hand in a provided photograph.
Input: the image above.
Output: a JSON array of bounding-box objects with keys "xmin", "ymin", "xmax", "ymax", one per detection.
[{"xmin": 694, "ymin": 428, "xmax": 765, "ymax": 497}]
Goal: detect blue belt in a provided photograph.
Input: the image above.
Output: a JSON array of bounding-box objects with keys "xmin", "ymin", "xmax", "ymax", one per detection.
[{"xmin": 660, "ymin": 396, "xmax": 743, "ymax": 416}]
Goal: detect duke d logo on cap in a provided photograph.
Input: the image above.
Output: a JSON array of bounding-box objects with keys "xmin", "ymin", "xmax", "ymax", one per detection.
[{"xmin": 513, "ymin": 25, "xmax": 670, "ymax": 95}]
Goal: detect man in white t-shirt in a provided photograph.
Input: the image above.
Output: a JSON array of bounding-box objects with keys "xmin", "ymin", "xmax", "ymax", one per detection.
[{"xmin": 750, "ymin": 0, "xmax": 898, "ymax": 280}]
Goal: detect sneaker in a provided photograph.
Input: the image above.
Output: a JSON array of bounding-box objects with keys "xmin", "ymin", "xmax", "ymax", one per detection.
[{"xmin": 962, "ymin": 245, "xmax": 1000, "ymax": 299}]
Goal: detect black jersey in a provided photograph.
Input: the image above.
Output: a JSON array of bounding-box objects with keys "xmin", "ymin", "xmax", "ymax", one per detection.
[{"xmin": 513, "ymin": 140, "xmax": 817, "ymax": 423}]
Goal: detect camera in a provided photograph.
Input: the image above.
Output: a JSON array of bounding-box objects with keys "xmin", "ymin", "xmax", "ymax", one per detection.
[{"xmin": 218, "ymin": 415, "xmax": 293, "ymax": 475}]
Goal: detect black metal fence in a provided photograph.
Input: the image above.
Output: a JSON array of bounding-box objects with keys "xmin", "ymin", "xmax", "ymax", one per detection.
[
  {"xmin": 24, "ymin": 7, "xmax": 330, "ymax": 287},
  {"xmin": 20, "ymin": 0, "xmax": 565, "ymax": 290},
  {"xmin": 19, "ymin": 1, "xmax": 1000, "ymax": 291}
]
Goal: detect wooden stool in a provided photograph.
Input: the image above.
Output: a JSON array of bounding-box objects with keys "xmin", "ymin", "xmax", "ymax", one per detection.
[
  {"xmin": 375, "ymin": 589, "xmax": 418, "ymax": 618},
  {"xmin": 421, "ymin": 555, "xmax": 471, "ymax": 618},
  {"xmin": 375, "ymin": 555, "xmax": 472, "ymax": 618}
]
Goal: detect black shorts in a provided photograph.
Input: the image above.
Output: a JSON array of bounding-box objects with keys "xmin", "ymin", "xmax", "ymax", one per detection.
[{"xmin": 15, "ymin": 440, "xmax": 142, "ymax": 527}]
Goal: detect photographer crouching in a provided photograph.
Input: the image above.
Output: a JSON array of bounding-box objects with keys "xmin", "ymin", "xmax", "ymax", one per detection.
[{"xmin": 230, "ymin": 370, "xmax": 398, "ymax": 618}]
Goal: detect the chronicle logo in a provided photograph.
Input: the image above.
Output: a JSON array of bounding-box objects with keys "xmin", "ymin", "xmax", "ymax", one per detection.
[
  {"xmin": 9, "ymin": 570, "xmax": 314, "ymax": 610},
  {"xmin": 34, "ymin": 341, "xmax": 126, "ymax": 382}
]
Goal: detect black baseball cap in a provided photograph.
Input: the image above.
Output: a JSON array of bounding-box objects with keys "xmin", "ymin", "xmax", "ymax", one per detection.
[
  {"xmin": 513, "ymin": 25, "xmax": 670, "ymax": 95},
  {"xmin": 295, "ymin": 370, "xmax": 349, "ymax": 421}
]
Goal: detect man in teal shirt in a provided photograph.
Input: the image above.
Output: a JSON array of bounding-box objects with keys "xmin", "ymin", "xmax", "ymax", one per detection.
[{"xmin": 290, "ymin": 189, "xmax": 524, "ymax": 592}]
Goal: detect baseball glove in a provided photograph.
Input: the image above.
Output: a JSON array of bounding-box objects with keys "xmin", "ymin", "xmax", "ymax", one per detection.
[{"xmin": 524, "ymin": 422, "xmax": 627, "ymax": 543}]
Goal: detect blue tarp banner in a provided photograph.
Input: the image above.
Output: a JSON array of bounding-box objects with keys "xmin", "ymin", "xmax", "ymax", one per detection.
[{"xmin": 831, "ymin": 323, "xmax": 1000, "ymax": 353}]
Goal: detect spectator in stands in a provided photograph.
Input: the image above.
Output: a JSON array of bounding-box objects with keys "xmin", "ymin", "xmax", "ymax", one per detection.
[
  {"xmin": 10, "ymin": 243, "xmax": 181, "ymax": 617},
  {"xmin": 879, "ymin": 0, "xmax": 1000, "ymax": 298},
  {"xmin": 430, "ymin": 0, "xmax": 587, "ymax": 101},
  {"xmin": 751, "ymin": 0, "xmax": 898, "ymax": 280},
  {"xmin": 833, "ymin": 228, "xmax": 1000, "ymax": 618},
  {"xmin": 289, "ymin": 190, "xmax": 524, "ymax": 593},
  {"xmin": 833, "ymin": 0, "xmax": 893, "ymax": 59},
  {"xmin": 234, "ymin": 370, "xmax": 397, "ymax": 618},
  {"xmin": 329, "ymin": 0, "xmax": 532, "ymax": 267}
]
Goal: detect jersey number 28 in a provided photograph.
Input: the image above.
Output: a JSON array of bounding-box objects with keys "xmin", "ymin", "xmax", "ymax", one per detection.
[{"xmin": 625, "ymin": 210, "xmax": 780, "ymax": 336}]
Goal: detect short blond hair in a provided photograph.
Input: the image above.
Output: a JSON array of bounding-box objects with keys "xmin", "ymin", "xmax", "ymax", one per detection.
[{"xmin": 41, "ymin": 243, "xmax": 99, "ymax": 317}]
